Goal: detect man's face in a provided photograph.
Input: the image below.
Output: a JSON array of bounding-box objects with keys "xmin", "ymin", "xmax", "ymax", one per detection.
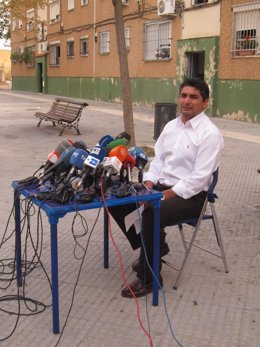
[{"xmin": 179, "ymin": 86, "xmax": 209, "ymax": 122}]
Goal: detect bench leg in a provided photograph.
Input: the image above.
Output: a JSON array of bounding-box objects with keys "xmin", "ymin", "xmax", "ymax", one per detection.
[{"xmin": 37, "ymin": 119, "xmax": 43, "ymax": 127}]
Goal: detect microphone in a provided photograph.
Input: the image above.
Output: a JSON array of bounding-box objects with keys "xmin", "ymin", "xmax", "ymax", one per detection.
[
  {"xmin": 103, "ymin": 156, "xmax": 123, "ymax": 178},
  {"xmin": 63, "ymin": 148, "xmax": 89, "ymax": 184},
  {"xmin": 115, "ymin": 131, "xmax": 131, "ymax": 145},
  {"xmin": 128, "ymin": 146, "xmax": 148, "ymax": 183},
  {"xmin": 41, "ymin": 139, "xmax": 74, "ymax": 172},
  {"xmin": 73, "ymin": 140, "xmax": 88, "ymax": 151},
  {"xmin": 106, "ymin": 138, "xmax": 128, "ymax": 150},
  {"xmin": 108, "ymin": 144, "xmax": 128, "ymax": 162},
  {"xmin": 39, "ymin": 146, "xmax": 76, "ymax": 181},
  {"xmin": 76, "ymin": 145, "xmax": 107, "ymax": 189},
  {"xmin": 122, "ymin": 153, "xmax": 136, "ymax": 183},
  {"xmin": 98, "ymin": 135, "xmax": 114, "ymax": 147}
]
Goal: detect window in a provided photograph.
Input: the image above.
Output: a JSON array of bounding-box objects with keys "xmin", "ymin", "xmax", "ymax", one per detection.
[
  {"xmin": 26, "ymin": 9, "xmax": 35, "ymax": 31},
  {"xmin": 232, "ymin": 3, "xmax": 260, "ymax": 56},
  {"xmin": 80, "ymin": 37, "xmax": 89, "ymax": 56},
  {"xmin": 18, "ymin": 19, "xmax": 23, "ymax": 29},
  {"xmin": 67, "ymin": 40, "xmax": 74, "ymax": 57},
  {"xmin": 81, "ymin": 0, "xmax": 88, "ymax": 5},
  {"xmin": 191, "ymin": 0, "xmax": 208, "ymax": 5},
  {"xmin": 68, "ymin": 0, "xmax": 74, "ymax": 11},
  {"xmin": 124, "ymin": 27, "xmax": 130, "ymax": 52},
  {"xmin": 49, "ymin": 44, "xmax": 60, "ymax": 65},
  {"xmin": 50, "ymin": 0, "xmax": 60, "ymax": 23},
  {"xmin": 144, "ymin": 21, "xmax": 171, "ymax": 61},
  {"xmin": 12, "ymin": 19, "xmax": 16, "ymax": 31},
  {"xmin": 99, "ymin": 31, "xmax": 110, "ymax": 54}
]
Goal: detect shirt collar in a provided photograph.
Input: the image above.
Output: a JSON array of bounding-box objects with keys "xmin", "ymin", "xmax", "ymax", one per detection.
[{"xmin": 179, "ymin": 111, "xmax": 207, "ymax": 129}]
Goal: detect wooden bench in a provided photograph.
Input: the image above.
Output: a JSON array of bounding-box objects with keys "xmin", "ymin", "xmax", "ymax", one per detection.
[{"xmin": 34, "ymin": 97, "xmax": 89, "ymax": 136}]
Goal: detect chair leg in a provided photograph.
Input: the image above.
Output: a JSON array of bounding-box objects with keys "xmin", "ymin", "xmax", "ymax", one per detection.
[
  {"xmin": 178, "ymin": 224, "xmax": 188, "ymax": 252},
  {"xmin": 210, "ymin": 203, "xmax": 229, "ymax": 273},
  {"xmin": 173, "ymin": 200, "xmax": 208, "ymax": 290}
]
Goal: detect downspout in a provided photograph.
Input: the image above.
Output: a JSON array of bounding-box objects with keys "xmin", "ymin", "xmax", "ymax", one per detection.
[{"xmin": 93, "ymin": 0, "xmax": 96, "ymax": 77}]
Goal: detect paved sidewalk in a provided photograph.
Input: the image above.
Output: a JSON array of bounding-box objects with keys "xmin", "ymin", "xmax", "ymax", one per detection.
[{"xmin": 0, "ymin": 89, "xmax": 259, "ymax": 347}]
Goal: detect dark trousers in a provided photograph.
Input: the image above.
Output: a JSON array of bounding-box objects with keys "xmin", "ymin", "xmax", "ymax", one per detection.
[{"xmin": 109, "ymin": 189, "xmax": 207, "ymax": 283}]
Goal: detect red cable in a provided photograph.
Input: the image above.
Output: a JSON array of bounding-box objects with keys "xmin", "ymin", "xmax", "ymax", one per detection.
[{"xmin": 100, "ymin": 177, "xmax": 154, "ymax": 347}]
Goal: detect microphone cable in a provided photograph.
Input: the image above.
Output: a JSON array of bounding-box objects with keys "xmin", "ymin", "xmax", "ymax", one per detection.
[
  {"xmin": 99, "ymin": 176, "xmax": 155, "ymax": 347},
  {"xmin": 0, "ymin": 191, "xmax": 52, "ymax": 342},
  {"xmin": 133, "ymin": 192, "xmax": 184, "ymax": 347}
]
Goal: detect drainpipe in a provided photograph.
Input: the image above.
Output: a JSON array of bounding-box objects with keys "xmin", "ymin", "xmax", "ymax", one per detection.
[{"xmin": 93, "ymin": 0, "xmax": 96, "ymax": 77}]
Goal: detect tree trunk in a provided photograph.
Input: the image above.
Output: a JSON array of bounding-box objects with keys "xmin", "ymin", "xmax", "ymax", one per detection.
[{"xmin": 112, "ymin": 0, "xmax": 136, "ymax": 147}]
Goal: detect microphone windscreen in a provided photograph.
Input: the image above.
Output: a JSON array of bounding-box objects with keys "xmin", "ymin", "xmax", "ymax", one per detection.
[
  {"xmin": 84, "ymin": 146, "xmax": 107, "ymax": 170},
  {"xmin": 73, "ymin": 140, "xmax": 87, "ymax": 151},
  {"xmin": 108, "ymin": 145, "xmax": 128, "ymax": 162},
  {"xmin": 69, "ymin": 149, "xmax": 89, "ymax": 169},
  {"xmin": 55, "ymin": 139, "xmax": 73, "ymax": 155},
  {"xmin": 115, "ymin": 131, "xmax": 131, "ymax": 144},
  {"xmin": 123, "ymin": 154, "xmax": 136, "ymax": 169},
  {"xmin": 106, "ymin": 138, "xmax": 127, "ymax": 150},
  {"xmin": 98, "ymin": 135, "xmax": 114, "ymax": 147},
  {"xmin": 128, "ymin": 146, "xmax": 148, "ymax": 169}
]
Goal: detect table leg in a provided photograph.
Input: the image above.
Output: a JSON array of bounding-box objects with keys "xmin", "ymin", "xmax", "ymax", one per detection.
[
  {"xmin": 104, "ymin": 209, "xmax": 109, "ymax": 269},
  {"xmin": 14, "ymin": 190, "xmax": 22, "ymax": 287},
  {"xmin": 49, "ymin": 217, "xmax": 60, "ymax": 334},
  {"xmin": 152, "ymin": 200, "xmax": 161, "ymax": 306}
]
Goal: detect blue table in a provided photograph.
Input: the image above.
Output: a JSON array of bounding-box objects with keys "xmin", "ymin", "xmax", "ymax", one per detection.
[{"xmin": 12, "ymin": 181, "xmax": 162, "ymax": 334}]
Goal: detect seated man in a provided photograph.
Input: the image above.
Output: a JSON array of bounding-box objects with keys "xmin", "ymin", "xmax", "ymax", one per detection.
[{"xmin": 109, "ymin": 78, "xmax": 224, "ymax": 298}]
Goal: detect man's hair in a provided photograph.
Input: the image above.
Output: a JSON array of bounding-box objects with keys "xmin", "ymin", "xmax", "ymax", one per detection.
[{"xmin": 179, "ymin": 78, "xmax": 210, "ymax": 101}]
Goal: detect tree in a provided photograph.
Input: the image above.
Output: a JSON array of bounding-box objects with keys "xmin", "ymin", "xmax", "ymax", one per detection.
[
  {"xmin": 112, "ymin": 0, "xmax": 136, "ymax": 147},
  {"xmin": 0, "ymin": 0, "xmax": 46, "ymax": 39}
]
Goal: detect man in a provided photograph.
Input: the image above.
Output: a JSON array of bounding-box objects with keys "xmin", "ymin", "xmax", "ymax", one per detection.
[{"xmin": 110, "ymin": 78, "xmax": 224, "ymax": 298}]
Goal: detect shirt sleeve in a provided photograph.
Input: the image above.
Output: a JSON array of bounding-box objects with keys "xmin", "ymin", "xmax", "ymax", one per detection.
[
  {"xmin": 173, "ymin": 132, "xmax": 224, "ymax": 199},
  {"xmin": 143, "ymin": 128, "xmax": 166, "ymax": 184}
]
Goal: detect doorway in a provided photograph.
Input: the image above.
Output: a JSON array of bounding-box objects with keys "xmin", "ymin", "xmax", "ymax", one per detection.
[
  {"xmin": 186, "ymin": 51, "xmax": 205, "ymax": 80},
  {"xmin": 37, "ymin": 63, "xmax": 43, "ymax": 93}
]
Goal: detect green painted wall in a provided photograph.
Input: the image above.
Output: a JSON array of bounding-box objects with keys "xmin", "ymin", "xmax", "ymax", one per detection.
[
  {"xmin": 217, "ymin": 80, "xmax": 260, "ymax": 123},
  {"xmin": 12, "ymin": 76, "xmax": 37, "ymax": 92}
]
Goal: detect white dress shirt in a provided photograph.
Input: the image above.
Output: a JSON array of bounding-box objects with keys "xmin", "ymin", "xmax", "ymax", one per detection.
[{"xmin": 143, "ymin": 111, "xmax": 224, "ymax": 199}]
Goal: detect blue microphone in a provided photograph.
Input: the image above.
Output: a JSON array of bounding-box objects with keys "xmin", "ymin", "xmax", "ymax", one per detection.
[{"xmin": 64, "ymin": 148, "xmax": 89, "ymax": 184}]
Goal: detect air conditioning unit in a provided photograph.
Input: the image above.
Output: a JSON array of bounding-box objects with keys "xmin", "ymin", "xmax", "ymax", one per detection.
[
  {"xmin": 38, "ymin": 41, "xmax": 48, "ymax": 53},
  {"xmin": 157, "ymin": 0, "xmax": 175, "ymax": 16},
  {"xmin": 122, "ymin": 0, "xmax": 129, "ymax": 5}
]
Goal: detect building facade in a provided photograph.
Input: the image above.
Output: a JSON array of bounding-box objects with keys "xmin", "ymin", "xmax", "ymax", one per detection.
[{"xmin": 11, "ymin": 0, "xmax": 260, "ymax": 123}]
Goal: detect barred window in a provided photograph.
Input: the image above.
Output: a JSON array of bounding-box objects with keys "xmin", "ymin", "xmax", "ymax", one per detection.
[
  {"xmin": 26, "ymin": 9, "xmax": 34, "ymax": 31},
  {"xmin": 99, "ymin": 31, "xmax": 110, "ymax": 54},
  {"xmin": 144, "ymin": 21, "xmax": 172, "ymax": 61},
  {"xmin": 49, "ymin": 44, "xmax": 60, "ymax": 65},
  {"xmin": 80, "ymin": 38, "xmax": 89, "ymax": 56},
  {"xmin": 50, "ymin": 0, "xmax": 60, "ymax": 23},
  {"xmin": 67, "ymin": 41, "xmax": 74, "ymax": 57},
  {"xmin": 124, "ymin": 27, "xmax": 130, "ymax": 52},
  {"xmin": 232, "ymin": 2, "xmax": 260, "ymax": 56}
]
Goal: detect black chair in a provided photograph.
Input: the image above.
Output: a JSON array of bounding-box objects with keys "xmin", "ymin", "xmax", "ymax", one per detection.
[{"xmin": 164, "ymin": 169, "xmax": 229, "ymax": 289}]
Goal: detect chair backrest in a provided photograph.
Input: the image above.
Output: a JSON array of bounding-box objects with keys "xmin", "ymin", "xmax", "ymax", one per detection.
[{"xmin": 207, "ymin": 168, "xmax": 219, "ymax": 203}]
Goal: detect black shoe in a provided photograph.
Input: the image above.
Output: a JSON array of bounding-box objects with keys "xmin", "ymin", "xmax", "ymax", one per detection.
[
  {"xmin": 121, "ymin": 276, "xmax": 163, "ymax": 298},
  {"xmin": 132, "ymin": 242, "xmax": 170, "ymax": 272}
]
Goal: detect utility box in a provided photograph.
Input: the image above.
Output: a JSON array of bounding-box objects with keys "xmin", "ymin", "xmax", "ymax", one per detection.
[{"xmin": 154, "ymin": 103, "xmax": 177, "ymax": 140}]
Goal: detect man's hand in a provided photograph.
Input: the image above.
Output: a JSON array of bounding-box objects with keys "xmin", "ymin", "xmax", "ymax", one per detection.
[{"xmin": 161, "ymin": 188, "xmax": 177, "ymax": 201}]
